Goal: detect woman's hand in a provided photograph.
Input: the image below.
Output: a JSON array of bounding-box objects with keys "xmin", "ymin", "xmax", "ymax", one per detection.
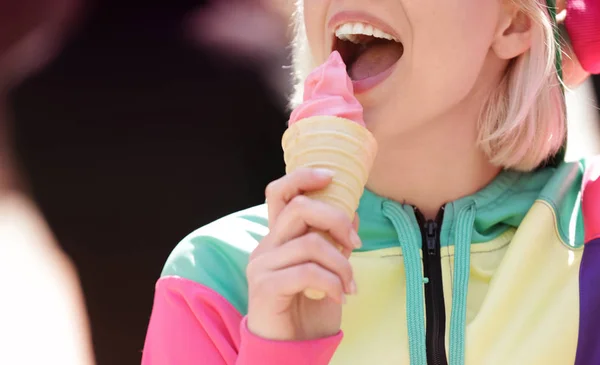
[{"xmin": 246, "ymin": 168, "xmax": 360, "ymax": 341}]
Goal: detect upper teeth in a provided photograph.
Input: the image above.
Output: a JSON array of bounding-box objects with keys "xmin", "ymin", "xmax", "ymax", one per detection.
[{"xmin": 335, "ymin": 22, "xmax": 397, "ymax": 44}]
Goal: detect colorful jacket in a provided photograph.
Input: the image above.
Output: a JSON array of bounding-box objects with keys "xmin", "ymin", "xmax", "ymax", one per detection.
[
  {"xmin": 142, "ymin": 157, "xmax": 600, "ymax": 365},
  {"xmin": 143, "ymin": 1, "xmax": 600, "ymax": 363}
]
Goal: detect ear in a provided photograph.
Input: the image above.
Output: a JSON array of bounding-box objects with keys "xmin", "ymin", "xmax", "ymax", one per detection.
[{"xmin": 491, "ymin": 6, "xmax": 533, "ymax": 60}]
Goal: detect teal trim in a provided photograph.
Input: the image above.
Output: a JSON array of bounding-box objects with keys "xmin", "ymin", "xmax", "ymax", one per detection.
[
  {"xmin": 442, "ymin": 170, "xmax": 523, "ymax": 247},
  {"xmin": 538, "ymin": 160, "xmax": 586, "ymax": 248},
  {"xmin": 448, "ymin": 204, "xmax": 476, "ymax": 365},
  {"xmin": 382, "ymin": 202, "xmax": 428, "ymax": 365},
  {"xmin": 162, "ymin": 235, "xmax": 251, "ymax": 315},
  {"xmin": 358, "ymin": 167, "xmax": 559, "ymax": 252},
  {"xmin": 466, "ymin": 168, "xmax": 554, "ymax": 245},
  {"xmin": 239, "ymin": 213, "xmax": 269, "ymax": 227},
  {"xmin": 161, "ymin": 205, "xmax": 269, "ymax": 315},
  {"xmin": 356, "ymin": 189, "xmax": 402, "ymax": 252}
]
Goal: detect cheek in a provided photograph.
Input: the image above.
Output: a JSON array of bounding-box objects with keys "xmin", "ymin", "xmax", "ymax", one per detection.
[
  {"xmin": 406, "ymin": 2, "xmax": 498, "ymax": 96},
  {"xmin": 303, "ymin": 0, "xmax": 330, "ymax": 63}
]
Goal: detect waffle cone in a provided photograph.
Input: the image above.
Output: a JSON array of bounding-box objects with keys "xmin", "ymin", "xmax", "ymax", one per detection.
[
  {"xmin": 282, "ymin": 116, "xmax": 377, "ymax": 218},
  {"xmin": 282, "ymin": 116, "xmax": 378, "ymax": 300}
]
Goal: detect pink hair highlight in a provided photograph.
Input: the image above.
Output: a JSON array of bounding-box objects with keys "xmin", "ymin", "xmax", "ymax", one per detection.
[{"xmin": 478, "ymin": 0, "xmax": 566, "ymax": 171}]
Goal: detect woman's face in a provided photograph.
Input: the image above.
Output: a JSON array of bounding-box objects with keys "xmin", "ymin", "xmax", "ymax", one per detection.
[{"xmin": 302, "ymin": 0, "xmax": 510, "ymax": 140}]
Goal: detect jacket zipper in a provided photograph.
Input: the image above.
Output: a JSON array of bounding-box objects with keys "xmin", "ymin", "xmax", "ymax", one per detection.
[{"xmin": 415, "ymin": 207, "xmax": 448, "ymax": 365}]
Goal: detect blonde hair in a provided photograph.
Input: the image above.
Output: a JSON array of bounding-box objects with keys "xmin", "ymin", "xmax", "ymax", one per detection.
[{"xmin": 289, "ymin": 0, "xmax": 566, "ymax": 171}]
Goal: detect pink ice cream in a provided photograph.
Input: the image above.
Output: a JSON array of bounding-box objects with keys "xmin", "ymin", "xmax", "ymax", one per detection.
[{"xmin": 289, "ymin": 51, "xmax": 365, "ymax": 126}]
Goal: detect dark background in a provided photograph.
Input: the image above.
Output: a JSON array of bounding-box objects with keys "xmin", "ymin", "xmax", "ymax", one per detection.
[
  {"xmin": 8, "ymin": 2, "xmax": 600, "ymax": 365},
  {"xmin": 11, "ymin": 2, "xmax": 286, "ymax": 364}
]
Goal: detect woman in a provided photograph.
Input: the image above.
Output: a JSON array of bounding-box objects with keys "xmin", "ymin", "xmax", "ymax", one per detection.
[{"xmin": 142, "ymin": 0, "xmax": 600, "ymax": 364}]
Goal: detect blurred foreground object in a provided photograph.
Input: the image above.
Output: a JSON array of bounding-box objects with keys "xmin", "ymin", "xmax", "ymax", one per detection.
[
  {"xmin": 11, "ymin": 2, "xmax": 287, "ymax": 363},
  {"xmin": 0, "ymin": 0, "xmax": 94, "ymax": 364},
  {"xmin": 0, "ymin": 194, "xmax": 94, "ymax": 365},
  {"xmin": 0, "ymin": 0, "xmax": 81, "ymax": 87},
  {"xmin": 186, "ymin": 0, "xmax": 293, "ymax": 103}
]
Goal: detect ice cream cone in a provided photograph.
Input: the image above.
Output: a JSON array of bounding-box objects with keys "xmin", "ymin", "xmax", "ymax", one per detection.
[{"xmin": 282, "ymin": 115, "xmax": 378, "ymax": 300}]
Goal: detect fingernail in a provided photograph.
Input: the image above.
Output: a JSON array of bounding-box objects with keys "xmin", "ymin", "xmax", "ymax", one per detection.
[
  {"xmin": 350, "ymin": 230, "xmax": 362, "ymax": 249},
  {"xmin": 313, "ymin": 168, "xmax": 335, "ymax": 178},
  {"xmin": 341, "ymin": 294, "xmax": 347, "ymax": 304},
  {"xmin": 348, "ymin": 280, "xmax": 357, "ymax": 295}
]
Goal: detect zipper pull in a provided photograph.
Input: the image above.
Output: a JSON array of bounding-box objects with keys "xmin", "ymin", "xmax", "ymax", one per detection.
[{"xmin": 425, "ymin": 220, "xmax": 438, "ymax": 255}]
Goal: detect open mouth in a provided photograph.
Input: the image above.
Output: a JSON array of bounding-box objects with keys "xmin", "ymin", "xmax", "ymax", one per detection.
[{"xmin": 333, "ymin": 22, "xmax": 404, "ymax": 83}]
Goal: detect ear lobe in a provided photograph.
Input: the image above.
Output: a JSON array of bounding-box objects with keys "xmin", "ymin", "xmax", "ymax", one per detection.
[{"xmin": 492, "ymin": 9, "xmax": 533, "ymax": 60}]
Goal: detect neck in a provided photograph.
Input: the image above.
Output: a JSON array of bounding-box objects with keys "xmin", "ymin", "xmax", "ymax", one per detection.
[{"xmin": 366, "ymin": 101, "xmax": 501, "ymax": 220}]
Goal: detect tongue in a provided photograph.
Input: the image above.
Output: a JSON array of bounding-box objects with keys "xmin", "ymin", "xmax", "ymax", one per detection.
[{"xmin": 349, "ymin": 42, "xmax": 403, "ymax": 81}]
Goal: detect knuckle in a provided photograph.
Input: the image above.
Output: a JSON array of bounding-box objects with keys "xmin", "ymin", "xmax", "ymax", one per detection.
[
  {"xmin": 249, "ymin": 236, "xmax": 269, "ymax": 261},
  {"xmin": 246, "ymin": 247, "xmax": 269, "ymax": 279},
  {"xmin": 303, "ymin": 232, "xmax": 327, "ymax": 254},
  {"xmin": 332, "ymin": 208, "xmax": 349, "ymax": 225},
  {"xmin": 264, "ymin": 179, "xmax": 281, "ymax": 199},
  {"xmin": 249, "ymin": 273, "xmax": 271, "ymax": 294},
  {"xmin": 329, "ymin": 273, "xmax": 343, "ymax": 290},
  {"xmin": 245, "ymin": 258, "xmax": 261, "ymax": 281},
  {"xmin": 320, "ymin": 272, "xmax": 340, "ymax": 293},
  {"xmin": 301, "ymin": 262, "xmax": 320, "ymax": 280},
  {"xmin": 289, "ymin": 195, "xmax": 309, "ymax": 210}
]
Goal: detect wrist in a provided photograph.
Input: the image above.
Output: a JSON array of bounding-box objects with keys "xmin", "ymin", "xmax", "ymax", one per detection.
[{"xmin": 246, "ymin": 313, "xmax": 296, "ymax": 341}]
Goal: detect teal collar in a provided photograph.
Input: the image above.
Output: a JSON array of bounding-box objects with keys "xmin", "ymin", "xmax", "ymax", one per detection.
[
  {"xmin": 357, "ymin": 167, "xmax": 554, "ymax": 365},
  {"xmin": 356, "ymin": 167, "xmax": 554, "ymax": 251}
]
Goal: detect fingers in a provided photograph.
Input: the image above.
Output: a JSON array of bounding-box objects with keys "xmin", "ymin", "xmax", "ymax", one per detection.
[
  {"xmin": 352, "ymin": 213, "xmax": 360, "ymax": 232},
  {"xmin": 249, "ymin": 232, "xmax": 356, "ymax": 294},
  {"xmin": 251, "ymin": 263, "xmax": 347, "ymax": 304},
  {"xmin": 250, "ymin": 169, "xmax": 361, "ymax": 305},
  {"xmin": 265, "ymin": 168, "xmax": 335, "ymax": 229},
  {"xmin": 266, "ymin": 195, "xmax": 360, "ymax": 253}
]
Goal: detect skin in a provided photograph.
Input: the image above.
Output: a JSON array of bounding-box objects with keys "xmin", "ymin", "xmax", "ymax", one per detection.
[{"xmin": 247, "ymin": 0, "xmax": 571, "ymax": 341}]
